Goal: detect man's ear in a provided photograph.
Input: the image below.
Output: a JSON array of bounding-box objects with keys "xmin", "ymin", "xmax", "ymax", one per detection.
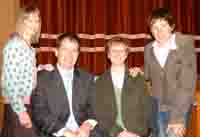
[{"xmin": 171, "ymin": 24, "xmax": 175, "ymax": 32}]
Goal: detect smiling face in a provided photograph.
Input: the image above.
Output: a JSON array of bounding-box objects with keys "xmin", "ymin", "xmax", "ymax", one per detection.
[
  {"xmin": 27, "ymin": 11, "xmax": 41, "ymax": 44},
  {"xmin": 107, "ymin": 42, "xmax": 128, "ymax": 66},
  {"xmin": 30, "ymin": 11, "xmax": 41, "ymax": 44},
  {"xmin": 150, "ymin": 19, "xmax": 174, "ymax": 45},
  {"xmin": 55, "ymin": 38, "xmax": 79, "ymax": 70},
  {"xmin": 148, "ymin": 8, "xmax": 175, "ymax": 45}
]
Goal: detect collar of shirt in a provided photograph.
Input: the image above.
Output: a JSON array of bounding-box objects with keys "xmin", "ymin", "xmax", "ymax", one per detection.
[
  {"xmin": 111, "ymin": 70, "xmax": 125, "ymax": 89},
  {"xmin": 57, "ymin": 64, "xmax": 74, "ymax": 80},
  {"xmin": 152, "ymin": 34, "xmax": 177, "ymax": 50}
]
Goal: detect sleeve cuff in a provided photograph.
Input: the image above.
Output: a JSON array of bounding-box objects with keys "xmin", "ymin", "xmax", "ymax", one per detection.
[
  {"xmin": 13, "ymin": 105, "xmax": 27, "ymax": 115},
  {"xmin": 84, "ymin": 119, "xmax": 98, "ymax": 130},
  {"xmin": 53, "ymin": 128, "xmax": 66, "ymax": 137}
]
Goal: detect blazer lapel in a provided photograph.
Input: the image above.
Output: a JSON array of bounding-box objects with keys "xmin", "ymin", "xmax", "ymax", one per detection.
[
  {"xmin": 105, "ymin": 70, "xmax": 118, "ymax": 115},
  {"xmin": 163, "ymin": 49, "xmax": 178, "ymax": 70},
  {"xmin": 149, "ymin": 46, "xmax": 164, "ymax": 71},
  {"xmin": 53, "ymin": 67, "xmax": 70, "ymax": 114},
  {"xmin": 164, "ymin": 33, "xmax": 181, "ymax": 70},
  {"xmin": 121, "ymin": 68, "xmax": 129, "ymax": 94},
  {"xmin": 72, "ymin": 69, "xmax": 81, "ymax": 117}
]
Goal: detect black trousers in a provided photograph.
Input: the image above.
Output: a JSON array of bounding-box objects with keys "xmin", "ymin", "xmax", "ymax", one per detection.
[{"xmin": 0, "ymin": 104, "xmax": 39, "ymax": 137}]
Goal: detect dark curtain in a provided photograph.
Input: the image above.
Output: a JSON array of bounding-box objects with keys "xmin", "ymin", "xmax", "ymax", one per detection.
[{"xmin": 20, "ymin": 0, "xmax": 200, "ymax": 75}]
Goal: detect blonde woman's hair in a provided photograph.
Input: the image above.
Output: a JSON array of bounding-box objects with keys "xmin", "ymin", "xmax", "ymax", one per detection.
[{"xmin": 16, "ymin": 4, "xmax": 40, "ymax": 35}]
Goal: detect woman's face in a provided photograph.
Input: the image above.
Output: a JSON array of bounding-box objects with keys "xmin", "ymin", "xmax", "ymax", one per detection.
[
  {"xmin": 21, "ymin": 11, "xmax": 41, "ymax": 44},
  {"xmin": 29, "ymin": 12, "xmax": 42, "ymax": 44},
  {"xmin": 107, "ymin": 44, "xmax": 128, "ymax": 66},
  {"xmin": 150, "ymin": 19, "xmax": 174, "ymax": 45}
]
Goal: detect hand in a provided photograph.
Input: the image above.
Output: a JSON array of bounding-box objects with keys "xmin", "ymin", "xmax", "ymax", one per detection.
[
  {"xmin": 77, "ymin": 122, "xmax": 92, "ymax": 137},
  {"xmin": 80, "ymin": 121, "xmax": 93, "ymax": 131},
  {"xmin": 64, "ymin": 129, "xmax": 78, "ymax": 137},
  {"xmin": 23, "ymin": 96, "xmax": 31, "ymax": 104},
  {"xmin": 118, "ymin": 130, "xmax": 140, "ymax": 137},
  {"xmin": 18, "ymin": 111, "xmax": 32, "ymax": 128},
  {"xmin": 167, "ymin": 123, "xmax": 185, "ymax": 137},
  {"xmin": 129, "ymin": 67, "xmax": 144, "ymax": 77},
  {"xmin": 37, "ymin": 64, "xmax": 54, "ymax": 71}
]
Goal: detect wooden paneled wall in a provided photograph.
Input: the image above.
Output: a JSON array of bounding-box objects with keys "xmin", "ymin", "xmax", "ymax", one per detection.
[{"xmin": 0, "ymin": 0, "xmax": 20, "ymax": 128}]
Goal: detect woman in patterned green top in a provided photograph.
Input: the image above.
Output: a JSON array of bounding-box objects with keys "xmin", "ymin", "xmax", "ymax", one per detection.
[{"xmin": 1, "ymin": 3, "xmax": 41, "ymax": 137}]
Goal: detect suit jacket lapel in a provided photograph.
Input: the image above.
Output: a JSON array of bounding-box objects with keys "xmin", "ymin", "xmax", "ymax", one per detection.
[
  {"xmin": 164, "ymin": 33, "xmax": 181, "ymax": 70},
  {"xmin": 164, "ymin": 49, "xmax": 178, "ymax": 70},
  {"xmin": 149, "ymin": 46, "xmax": 164, "ymax": 71},
  {"xmin": 121, "ymin": 68, "xmax": 129, "ymax": 120},
  {"xmin": 121, "ymin": 68, "xmax": 129, "ymax": 93},
  {"xmin": 53, "ymin": 67, "xmax": 70, "ymax": 114},
  {"xmin": 105, "ymin": 70, "xmax": 118, "ymax": 115},
  {"xmin": 72, "ymin": 69, "xmax": 81, "ymax": 117}
]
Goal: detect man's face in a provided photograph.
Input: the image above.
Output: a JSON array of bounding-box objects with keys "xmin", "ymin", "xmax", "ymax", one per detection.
[
  {"xmin": 56, "ymin": 39, "xmax": 79, "ymax": 70},
  {"xmin": 150, "ymin": 19, "xmax": 173, "ymax": 45},
  {"xmin": 108, "ymin": 44, "xmax": 128, "ymax": 66}
]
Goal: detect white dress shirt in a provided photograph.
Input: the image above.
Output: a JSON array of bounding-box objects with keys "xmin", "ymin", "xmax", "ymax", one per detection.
[
  {"xmin": 152, "ymin": 34, "xmax": 177, "ymax": 68},
  {"xmin": 54, "ymin": 64, "xmax": 79, "ymax": 137},
  {"xmin": 111, "ymin": 70, "xmax": 125, "ymax": 90}
]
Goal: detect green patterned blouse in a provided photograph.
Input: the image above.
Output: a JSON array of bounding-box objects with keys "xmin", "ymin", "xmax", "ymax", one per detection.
[{"xmin": 1, "ymin": 35, "xmax": 36, "ymax": 115}]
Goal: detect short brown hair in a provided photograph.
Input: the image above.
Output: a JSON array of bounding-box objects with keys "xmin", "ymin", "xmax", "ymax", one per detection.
[
  {"xmin": 106, "ymin": 37, "xmax": 129, "ymax": 53},
  {"xmin": 148, "ymin": 8, "xmax": 175, "ymax": 32},
  {"xmin": 56, "ymin": 33, "xmax": 80, "ymax": 51}
]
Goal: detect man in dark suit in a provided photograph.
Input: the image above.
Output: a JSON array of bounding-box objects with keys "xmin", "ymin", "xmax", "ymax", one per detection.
[
  {"xmin": 144, "ymin": 8, "xmax": 197, "ymax": 137},
  {"xmin": 31, "ymin": 33, "xmax": 98, "ymax": 137}
]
